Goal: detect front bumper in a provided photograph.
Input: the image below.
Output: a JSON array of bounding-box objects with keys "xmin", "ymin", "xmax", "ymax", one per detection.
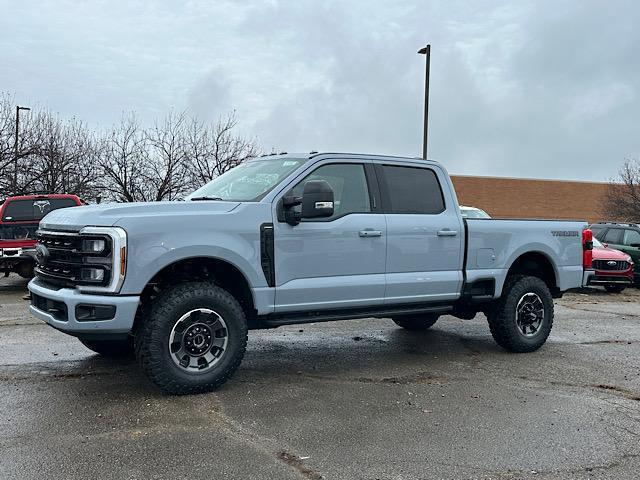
[
  {"xmin": 28, "ymin": 278, "xmax": 139, "ymax": 336},
  {"xmin": 0, "ymin": 250, "xmax": 32, "ymax": 270},
  {"xmin": 588, "ymin": 269, "xmax": 634, "ymax": 286}
]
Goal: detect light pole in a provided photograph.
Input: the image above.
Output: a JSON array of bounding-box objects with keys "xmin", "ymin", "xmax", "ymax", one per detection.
[
  {"xmin": 418, "ymin": 45, "xmax": 431, "ymax": 160},
  {"xmin": 14, "ymin": 105, "xmax": 31, "ymax": 192}
]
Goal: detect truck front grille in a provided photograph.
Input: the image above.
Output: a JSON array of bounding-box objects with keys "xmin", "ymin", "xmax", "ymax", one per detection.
[
  {"xmin": 592, "ymin": 260, "xmax": 630, "ymax": 271},
  {"xmin": 35, "ymin": 230, "xmax": 112, "ymax": 288},
  {"xmin": 35, "ymin": 231, "xmax": 83, "ymax": 287}
]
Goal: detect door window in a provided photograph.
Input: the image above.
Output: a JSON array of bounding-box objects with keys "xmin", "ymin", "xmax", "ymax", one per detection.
[
  {"xmin": 603, "ymin": 228, "xmax": 624, "ymax": 245},
  {"xmin": 381, "ymin": 165, "xmax": 445, "ymax": 214},
  {"xmin": 590, "ymin": 226, "xmax": 605, "ymax": 240},
  {"xmin": 291, "ymin": 163, "xmax": 371, "ymax": 220},
  {"xmin": 623, "ymin": 229, "xmax": 640, "ymax": 246}
]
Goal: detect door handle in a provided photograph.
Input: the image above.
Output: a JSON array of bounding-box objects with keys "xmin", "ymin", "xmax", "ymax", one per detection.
[
  {"xmin": 437, "ymin": 229, "xmax": 458, "ymax": 237},
  {"xmin": 359, "ymin": 229, "xmax": 383, "ymax": 238}
]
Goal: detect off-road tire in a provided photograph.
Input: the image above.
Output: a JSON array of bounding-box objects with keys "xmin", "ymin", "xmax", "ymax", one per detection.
[
  {"xmin": 392, "ymin": 313, "xmax": 440, "ymax": 331},
  {"xmin": 487, "ymin": 275, "xmax": 554, "ymax": 353},
  {"xmin": 80, "ymin": 338, "xmax": 133, "ymax": 358},
  {"xmin": 135, "ymin": 282, "xmax": 247, "ymax": 395},
  {"xmin": 604, "ymin": 284, "xmax": 625, "ymax": 294}
]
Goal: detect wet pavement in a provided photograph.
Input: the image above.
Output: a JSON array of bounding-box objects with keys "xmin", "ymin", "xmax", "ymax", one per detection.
[{"xmin": 1, "ymin": 275, "xmax": 640, "ymax": 479}]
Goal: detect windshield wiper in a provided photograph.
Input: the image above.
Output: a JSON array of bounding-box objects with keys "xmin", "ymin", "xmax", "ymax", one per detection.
[{"xmin": 189, "ymin": 196, "xmax": 225, "ymax": 201}]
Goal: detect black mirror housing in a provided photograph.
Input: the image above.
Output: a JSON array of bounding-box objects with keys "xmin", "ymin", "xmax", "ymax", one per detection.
[{"xmin": 301, "ymin": 180, "xmax": 334, "ymax": 219}]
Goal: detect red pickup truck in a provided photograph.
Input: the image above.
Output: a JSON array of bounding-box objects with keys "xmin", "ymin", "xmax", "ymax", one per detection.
[{"xmin": 0, "ymin": 194, "xmax": 83, "ymax": 278}]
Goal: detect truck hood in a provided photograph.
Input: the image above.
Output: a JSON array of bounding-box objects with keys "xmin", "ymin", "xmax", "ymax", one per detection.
[
  {"xmin": 39, "ymin": 201, "xmax": 241, "ymax": 231},
  {"xmin": 593, "ymin": 245, "xmax": 632, "ymax": 262}
]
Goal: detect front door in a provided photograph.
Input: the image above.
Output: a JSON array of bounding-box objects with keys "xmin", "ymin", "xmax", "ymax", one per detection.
[{"xmin": 273, "ymin": 161, "xmax": 386, "ymax": 313}]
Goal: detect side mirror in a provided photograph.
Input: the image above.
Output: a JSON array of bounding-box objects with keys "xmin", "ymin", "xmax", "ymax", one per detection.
[
  {"xmin": 282, "ymin": 195, "xmax": 302, "ymax": 226},
  {"xmin": 301, "ymin": 180, "xmax": 334, "ymax": 219}
]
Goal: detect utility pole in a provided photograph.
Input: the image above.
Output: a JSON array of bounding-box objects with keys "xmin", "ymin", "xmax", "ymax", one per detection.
[
  {"xmin": 417, "ymin": 45, "xmax": 431, "ymax": 160},
  {"xmin": 14, "ymin": 105, "xmax": 31, "ymax": 192}
]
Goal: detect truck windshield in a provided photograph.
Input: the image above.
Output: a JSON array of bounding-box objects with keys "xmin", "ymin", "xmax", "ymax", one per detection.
[{"xmin": 186, "ymin": 158, "xmax": 305, "ymax": 202}]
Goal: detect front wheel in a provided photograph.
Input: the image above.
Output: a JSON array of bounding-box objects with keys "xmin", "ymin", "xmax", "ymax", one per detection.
[
  {"xmin": 487, "ymin": 275, "xmax": 554, "ymax": 353},
  {"xmin": 135, "ymin": 282, "xmax": 248, "ymax": 395},
  {"xmin": 392, "ymin": 313, "xmax": 439, "ymax": 331},
  {"xmin": 604, "ymin": 284, "xmax": 625, "ymax": 293}
]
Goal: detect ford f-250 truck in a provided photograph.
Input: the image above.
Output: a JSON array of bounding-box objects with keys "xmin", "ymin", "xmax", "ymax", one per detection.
[{"xmin": 28, "ymin": 153, "xmax": 594, "ymax": 394}]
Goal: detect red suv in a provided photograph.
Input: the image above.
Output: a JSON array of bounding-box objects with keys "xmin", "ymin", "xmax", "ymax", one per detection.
[
  {"xmin": 0, "ymin": 194, "xmax": 83, "ymax": 278},
  {"xmin": 588, "ymin": 237, "xmax": 634, "ymax": 293}
]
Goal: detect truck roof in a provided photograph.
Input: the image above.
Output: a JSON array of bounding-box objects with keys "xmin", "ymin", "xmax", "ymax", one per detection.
[{"xmin": 255, "ymin": 151, "xmax": 439, "ymax": 165}]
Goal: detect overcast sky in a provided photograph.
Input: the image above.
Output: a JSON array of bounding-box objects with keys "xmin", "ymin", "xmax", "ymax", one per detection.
[{"xmin": 1, "ymin": 0, "xmax": 638, "ymax": 181}]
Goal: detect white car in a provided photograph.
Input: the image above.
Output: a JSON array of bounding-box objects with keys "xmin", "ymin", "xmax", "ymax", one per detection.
[{"xmin": 460, "ymin": 206, "xmax": 491, "ymax": 219}]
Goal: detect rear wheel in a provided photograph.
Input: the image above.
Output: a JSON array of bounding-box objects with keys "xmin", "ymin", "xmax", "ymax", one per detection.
[
  {"xmin": 392, "ymin": 313, "xmax": 439, "ymax": 331},
  {"xmin": 80, "ymin": 338, "xmax": 133, "ymax": 358},
  {"xmin": 487, "ymin": 275, "xmax": 553, "ymax": 353},
  {"xmin": 135, "ymin": 282, "xmax": 248, "ymax": 395},
  {"xmin": 604, "ymin": 284, "xmax": 625, "ymax": 293}
]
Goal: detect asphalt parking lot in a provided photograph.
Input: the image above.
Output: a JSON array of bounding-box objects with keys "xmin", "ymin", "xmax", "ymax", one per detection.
[{"xmin": 1, "ymin": 275, "xmax": 639, "ymax": 480}]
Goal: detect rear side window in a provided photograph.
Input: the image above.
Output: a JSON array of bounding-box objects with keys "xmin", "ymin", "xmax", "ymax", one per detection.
[
  {"xmin": 603, "ymin": 228, "xmax": 624, "ymax": 245},
  {"xmin": 623, "ymin": 229, "xmax": 640, "ymax": 246},
  {"xmin": 381, "ymin": 165, "xmax": 445, "ymax": 214},
  {"xmin": 2, "ymin": 198, "xmax": 78, "ymax": 222}
]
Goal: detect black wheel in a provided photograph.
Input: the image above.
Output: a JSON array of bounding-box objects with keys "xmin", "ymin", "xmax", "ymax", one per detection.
[
  {"xmin": 80, "ymin": 338, "xmax": 133, "ymax": 358},
  {"xmin": 392, "ymin": 313, "xmax": 439, "ymax": 331},
  {"xmin": 16, "ymin": 261, "xmax": 34, "ymax": 279},
  {"xmin": 604, "ymin": 284, "xmax": 625, "ymax": 293},
  {"xmin": 487, "ymin": 275, "xmax": 554, "ymax": 353},
  {"xmin": 135, "ymin": 282, "xmax": 247, "ymax": 395}
]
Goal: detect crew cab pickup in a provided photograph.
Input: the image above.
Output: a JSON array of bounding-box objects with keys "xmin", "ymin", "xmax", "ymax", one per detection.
[{"xmin": 28, "ymin": 153, "xmax": 594, "ymax": 394}]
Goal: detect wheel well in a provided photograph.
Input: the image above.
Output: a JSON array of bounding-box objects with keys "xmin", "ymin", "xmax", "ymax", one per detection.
[
  {"xmin": 507, "ymin": 252, "xmax": 559, "ymax": 296},
  {"xmin": 135, "ymin": 257, "xmax": 256, "ymax": 329}
]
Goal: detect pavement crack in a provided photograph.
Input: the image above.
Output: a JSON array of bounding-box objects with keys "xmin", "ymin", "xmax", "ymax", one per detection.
[
  {"xmin": 592, "ymin": 384, "xmax": 640, "ymax": 401},
  {"xmin": 277, "ymin": 451, "xmax": 324, "ymax": 480}
]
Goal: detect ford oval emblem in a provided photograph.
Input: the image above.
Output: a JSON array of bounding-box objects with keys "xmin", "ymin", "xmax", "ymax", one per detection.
[
  {"xmin": 607, "ymin": 260, "xmax": 617, "ymax": 266},
  {"xmin": 35, "ymin": 244, "xmax": 50, "ymax": 266}
]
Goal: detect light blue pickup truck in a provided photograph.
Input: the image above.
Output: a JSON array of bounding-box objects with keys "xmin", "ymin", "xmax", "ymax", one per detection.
[{"xmin": 28, "ymin": 153, "xmax": 594, "ymax": 394}]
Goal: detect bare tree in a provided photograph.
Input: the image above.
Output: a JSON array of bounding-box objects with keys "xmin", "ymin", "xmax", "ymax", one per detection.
[
  {"xmin": 0, "ymin": 90, "xmax": 262, "ymax": 202},
  {"xmin": 28, "ymin": 111, "xmax": 100, "ymax": 199},
  {"xmin": 604, "ymin": 160, "xmax": 640, "ymax": 222},
  {"xmin": 185, "ymin": 112, "xmax": 260, "ymax": 190},
  {"xmin": 98, "ymin": 113, "xmax": 151, "ymax": 202},
  {"xmin": 144, "ymin": 111, "xmax": 191, "ymax": 201},
  {"xmin": 0, "ymin": 94, "xmax": 42, "ymax": 196}
]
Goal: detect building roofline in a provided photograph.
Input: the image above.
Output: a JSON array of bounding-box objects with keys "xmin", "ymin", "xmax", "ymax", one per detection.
[{"xmin": 450, "ymin": 173, "xmax": 617, "ymax": 185}]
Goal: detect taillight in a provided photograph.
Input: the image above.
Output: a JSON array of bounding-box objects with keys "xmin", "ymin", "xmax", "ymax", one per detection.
[{"xmin": 583, "ymin": 228, "xmax": 593, "ymax": 269}]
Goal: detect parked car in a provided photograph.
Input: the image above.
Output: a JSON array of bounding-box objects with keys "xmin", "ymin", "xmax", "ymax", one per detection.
[
  {"xmin": 460, "ymin": 205, "xmax": 491, "ymax": 218},
  {"xmin": 587, "ymin": 237, "xmax": 633, "ymax": 293},
  {"xmin": 0, "ymin": 194, "xmax": 83, "ymax": 278},
  {"xmin": 590, "ymin": 222, "xmax": 640, "ymax": 284},
  {"xmin": 28, "ymin": 152, "xmax": 593, "ymax": 394}
]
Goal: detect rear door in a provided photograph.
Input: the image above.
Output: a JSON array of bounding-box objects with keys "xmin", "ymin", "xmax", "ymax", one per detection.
[{"xmin": 377, "ymin": 162, "xmax": 464, "ymax": 305}]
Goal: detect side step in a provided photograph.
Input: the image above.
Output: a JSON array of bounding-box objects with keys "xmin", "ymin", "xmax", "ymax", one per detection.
[{"xmin": 259, "ymin": 303, "xmax": 453, "ymax": 328}]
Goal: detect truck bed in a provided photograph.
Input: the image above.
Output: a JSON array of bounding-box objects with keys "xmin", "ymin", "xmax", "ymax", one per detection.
[{"xmin": 464, "ymin": 218, "xmax": 588, "ymax": 298}]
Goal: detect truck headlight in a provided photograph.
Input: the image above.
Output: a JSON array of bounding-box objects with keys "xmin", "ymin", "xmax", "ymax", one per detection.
[
  {"xmin": 80, "ymin": 267, "xmax": 106, "ymax": 282},
  {"xmin": 82, "ymin": 238, "xmax": 106, "ymax": 253},
  {"xmin": 78, "ymin": 226, "xmax": 127, "ymax": 293}
]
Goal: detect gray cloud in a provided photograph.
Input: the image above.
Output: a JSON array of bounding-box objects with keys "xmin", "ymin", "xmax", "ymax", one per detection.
[{"xmin": 0, "ymin": 0, "xmax": 638, "ymax": 180}]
